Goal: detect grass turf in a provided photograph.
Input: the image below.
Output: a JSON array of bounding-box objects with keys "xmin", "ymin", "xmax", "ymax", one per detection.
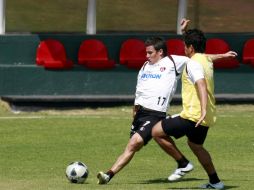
[{"xmin": 0, "ymin": 104, "xmax": 253, "ymax": 190}]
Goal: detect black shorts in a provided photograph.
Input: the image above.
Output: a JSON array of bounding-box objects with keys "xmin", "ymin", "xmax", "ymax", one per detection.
[
  {"xmin": 130, "ymin": 107, "xmax": 166, "ymax": 145},
  {"xmin": 161, "ymin": 115, "xmax": 209, "ymax": 145}
]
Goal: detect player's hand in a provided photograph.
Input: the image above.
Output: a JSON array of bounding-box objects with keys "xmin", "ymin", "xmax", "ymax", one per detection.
[
  {"xmin": 180, "ymin": 18, "xmax": 190, "ymax": 33},
  {"xmin": 195, "ymin": 109, "xmax": 206, "ymax": 127},
  {"xmin": 224, "ymin": 51, "xmax": 238, "ymax": 59}
]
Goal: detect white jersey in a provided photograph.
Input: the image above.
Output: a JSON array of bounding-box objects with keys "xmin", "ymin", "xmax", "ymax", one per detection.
[{"xmin": 134, "ymin": 55, "xmax": 191, "ymax": 112}]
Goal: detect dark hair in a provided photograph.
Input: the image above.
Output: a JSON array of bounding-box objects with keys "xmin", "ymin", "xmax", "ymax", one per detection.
[
  {"xmin": 183, "ymin": 29, "xmax": 206, "ymax": 53},
  {"xmin": 145, "ymin": 37, "xmax": 167, "ymax": 57}
]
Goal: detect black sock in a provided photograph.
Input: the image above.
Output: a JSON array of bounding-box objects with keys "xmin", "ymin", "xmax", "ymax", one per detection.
[
  {"xmin": 176, "ymin": 156, "xmax": 189, "ymax": 168},
  {"xmin": 209, "ymin": 172, "xmax": 220, "ymax": 184},
  {"xmin": 106, "ymin": 170, "xmax": 115, "ymax": 180}
]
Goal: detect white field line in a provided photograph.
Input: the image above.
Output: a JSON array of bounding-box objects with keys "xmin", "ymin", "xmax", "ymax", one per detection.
[
  {"xmin": 0, "ymin": 116, "xmax": 44, "ymax": 119},
  {"xmin": 0, "ymin": 114, "xmax": 252, "ymax": 120},
  {"xmin": 0, "ymin": 115, "xmax": 130, "ymax": 120}
]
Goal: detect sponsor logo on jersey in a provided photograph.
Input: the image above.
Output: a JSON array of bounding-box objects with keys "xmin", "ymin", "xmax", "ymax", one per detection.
[
  {"xmin": 160, "ymin": 67, "xmax": 166, "ymax": 72},
  {"xmin": 141, "ymin": 73, "xmax": 162, "ymax": 79}
]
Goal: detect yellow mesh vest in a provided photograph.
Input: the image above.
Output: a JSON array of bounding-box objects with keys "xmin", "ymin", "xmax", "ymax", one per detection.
[{"xmin": 180, "ymin": 53, "xmax": 216, "ymax": 127}]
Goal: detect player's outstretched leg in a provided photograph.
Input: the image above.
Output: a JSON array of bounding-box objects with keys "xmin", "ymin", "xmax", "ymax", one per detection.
[{"xmin": 97, "ymin": 133, "xmax": 144, "ymax": 184}]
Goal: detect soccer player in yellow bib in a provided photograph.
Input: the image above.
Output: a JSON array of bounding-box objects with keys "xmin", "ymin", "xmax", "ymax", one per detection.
[{"xmin": 152, "ymin": 19, "xmax": 236, "ymax": 189}]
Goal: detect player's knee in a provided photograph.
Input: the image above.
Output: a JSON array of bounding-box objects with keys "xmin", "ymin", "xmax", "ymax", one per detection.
[
  {"xmin": 153, "ymin": 136, "xmax": 162, "ymax": 144},
  {"xmin": 129, "ymin": 141, "xmax": 143, "ymax": 152},
  {"xmin": 128, "ymin": 134, "xmax": 144, "ymax": 152},
  {"xmin": 188, "ymin": 140, "xmax": 202, "ymax": 152}
]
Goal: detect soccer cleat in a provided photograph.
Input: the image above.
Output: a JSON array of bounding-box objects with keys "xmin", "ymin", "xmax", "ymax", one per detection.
[
  {"xmin": 168, "ymin": 162, "xmax": 194, "ymax": 181},
  {"xmin": 97, "ymin": 171, "xmax": 110, "ymax": 184},
  {"xmin": 200, "ymin": 181, "xmax": 224, "ymax": 189}
]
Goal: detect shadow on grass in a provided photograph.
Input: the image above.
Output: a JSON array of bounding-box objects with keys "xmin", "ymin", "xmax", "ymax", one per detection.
[
  {"xmin": 168, "ymin": 185, "xmax": 239, "ymax": 190},
  {"xmin": 223, "ymin": 185, "xmax": 239, "ymax": 189},
  {"xmin": 139, "ymin": 177, "xmax": 204, "ymax": 184},
  {"xmin": 135, "ymin": 178, "xmax": 239, "ymax": 189}
]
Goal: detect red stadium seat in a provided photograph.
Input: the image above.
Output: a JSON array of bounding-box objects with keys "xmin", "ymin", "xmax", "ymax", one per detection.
[
  {"xmin": 78, "ymin": 39, "xmax": 115, "ymax": 69},
  {"xmin": 36, "ymin": 39, "xmax": 73, "ymax": 69},
  {"xmin": 242, "ymin": 39, "xmax": 254, "ymax": 66},
  {"xmin": 205, "ymin": 38, "xmax": 239, "ymax": 69},
  {"xmin": 166, "ymin": 39, "xmax": 185, "ymax": 56},
  {"xmin": 119, "ymin": 39, "xmax": 147, "ymax": 69}
]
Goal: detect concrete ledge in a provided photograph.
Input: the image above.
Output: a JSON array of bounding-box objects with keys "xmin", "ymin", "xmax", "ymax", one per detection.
[
  {"xmin": 2, "ymin": 94, "xmax": 254, "ymax": 104},
  {"xmin": 1, "ymin": 95, "xmax": 135, "ymax": 103}
]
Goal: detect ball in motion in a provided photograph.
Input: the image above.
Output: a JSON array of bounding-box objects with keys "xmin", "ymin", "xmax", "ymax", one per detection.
[{"xmin": 65, "ymin": 161, "xmax": 89, "ymax": 184}]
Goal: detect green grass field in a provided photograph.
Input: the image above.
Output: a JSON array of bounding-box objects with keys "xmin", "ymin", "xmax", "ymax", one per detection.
[{"xmin": 0, "ymin": 103, "xmax": 253, "ymax": 190}]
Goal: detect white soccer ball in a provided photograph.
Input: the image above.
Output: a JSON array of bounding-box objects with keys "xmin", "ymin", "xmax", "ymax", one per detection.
[{"xmin": 65, "ymin": 161, "xmax": 89, "ymax": 184}]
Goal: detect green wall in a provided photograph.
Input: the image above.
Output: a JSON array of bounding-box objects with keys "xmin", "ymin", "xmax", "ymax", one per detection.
[{"xmin": 0, "ymin": 33, "xmax": 253, "ymax": 102}]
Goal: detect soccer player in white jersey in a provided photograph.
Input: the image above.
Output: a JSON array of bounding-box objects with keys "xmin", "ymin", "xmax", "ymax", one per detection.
[
  {"xmin": 97, "ymin": 37, "xmax": 193, "ymax": 184},
  {"xmin": 97, "ymin": 37, "xmax": 236, "ymax": 185}
]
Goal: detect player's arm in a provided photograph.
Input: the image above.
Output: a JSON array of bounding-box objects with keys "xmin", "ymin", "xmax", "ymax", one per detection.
[
  {"xmin": 186, "ymin": 60, "xmax": 207, "ymax": 127},
  {"xmin": 194, "ymin": 79, "xmax": 207, "ymax": 127},
  {"xmin": 179, "ymin": 19, "xmax": 238, "ymax": 62},
  {"xmin": 180, "ymin": 18, "xmax": 190, "ymax": 34},
  {"xmin": 207, "ymin": 51, "xmax": 238, "ymax": 61}
]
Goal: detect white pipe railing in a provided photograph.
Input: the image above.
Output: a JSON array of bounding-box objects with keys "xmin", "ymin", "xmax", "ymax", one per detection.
[
  {"xmin": 86, "ymin": 0, "xmax": 96, "ymax": 34},
  {"xmin": 177, "ymin": 0, "xmax": 188, "ymax": 34},
  {"xmin": 0, "ymin": 0, "xmax": 5, "ymax": 34}
]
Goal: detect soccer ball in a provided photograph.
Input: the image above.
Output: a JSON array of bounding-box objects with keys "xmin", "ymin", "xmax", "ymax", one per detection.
[{"xmin": 65, "ymin": 161, "xmax": 89, "ymax": 184}]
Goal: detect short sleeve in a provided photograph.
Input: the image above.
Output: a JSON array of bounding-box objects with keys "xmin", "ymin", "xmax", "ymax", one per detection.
[
  {"xmin": 171, "ymin": 55, "xmax": 189, "ymax": 74},
  {"xmin": 186, "ymin": 60, "xmax": 204, "ymax": 84}
]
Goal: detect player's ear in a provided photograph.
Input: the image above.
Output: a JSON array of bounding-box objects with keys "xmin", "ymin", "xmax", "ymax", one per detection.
[
  {"xmin": 158, "ymin": 49, "xmax": 164, "ymax": 56},
  {"xmin": 188, "ymin": 45, "xmax": 195, "ymax": 54}
]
